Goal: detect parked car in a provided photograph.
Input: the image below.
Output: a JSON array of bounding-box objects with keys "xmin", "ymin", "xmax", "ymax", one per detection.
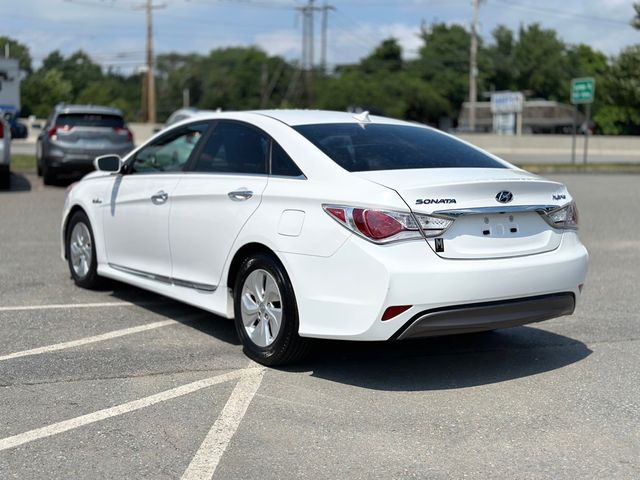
[
  {"xmin": 2, "ymin": 111, "xmax": 28, "ymax": 139},
  {"xmin": 61, "ymin": 110, "xmax": 589, "ymax": 365},
  {"xmin": 37, "ymin": 105, "xmax": 134, "ymax": 185},
  {"xmin": 165, "ymin": 107, "xmax": 202, "ymax": 126},
  {"xmin": 0, "ymin": 115, "xmax": 10, "ymax": 189}
]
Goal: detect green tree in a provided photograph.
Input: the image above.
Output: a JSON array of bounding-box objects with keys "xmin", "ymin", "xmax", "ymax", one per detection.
[
  {"xmin": 41, "ymin": 50, "xmax": 102, "ymax": 98},
  {"xmin": 316, "ymin": 70, "xmax": 448, "ymax": 125},
  {"xmin": 21, "ymin": 69, "xmax": 72, "ymax": 117},
  {"xmin": 359, "ymin": 38, "xmax": 403, "ymax": 73},
  {"xmin": 413, "ymin": 23, "xmax": 474, "ymax": 116},
  {"xmin": 512, "ymin": 24, "xmax": 569, "ymax": 100},
  {"xmin": 566, "ymin": 44, "xmax": 608, "ymax": 78},
  {"xmin": 486, "ymin": 25, "xmax": 516, "ymax": 91},
  {"xmin": 156, "ymin": 47, "xmax": 297, "ymax": 119},
  {"xmin": 0, "ymin": 36, "xmax": 32, "ymax": 73},
  {"xmin": 76, "ymin": 74, "xmax": 141, "ymax": 120},
  {"xmin": 594, "ymin": 46, "xmax": 640, "ymax": 135},
  {"xmin": 633, "ymin": 2, "xmax": 640, "ymax": 29}
]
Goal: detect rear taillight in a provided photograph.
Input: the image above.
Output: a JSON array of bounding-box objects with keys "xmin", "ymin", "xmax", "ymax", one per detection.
[
  {"xmin": 114, "ymin": 127, "xmax": 133, "ymax": 143},
  {"xmin": 48, "ymin": 124, "xmax": 72, "ymax": 139},
  {"xmin": 542, "ymin": 201, "xmax": 579, "ymax": 230},
  {"xmin": 323, "ymin": 205, "xmax": 454, "ymax": 244},
  {"xmin": 0, "ymin": 121, "xmax": 3, "ymax": 138}
]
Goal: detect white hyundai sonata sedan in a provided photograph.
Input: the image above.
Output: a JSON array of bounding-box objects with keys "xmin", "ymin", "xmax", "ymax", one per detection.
[{"xmin": 61, "ymin": 110, "xmax": 588, "ymax": 365}]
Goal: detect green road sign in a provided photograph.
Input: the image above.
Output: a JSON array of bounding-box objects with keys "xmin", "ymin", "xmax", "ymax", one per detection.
[{"xmin": 571, "ymin": 77, "xmax": 596, "ymax": 104}]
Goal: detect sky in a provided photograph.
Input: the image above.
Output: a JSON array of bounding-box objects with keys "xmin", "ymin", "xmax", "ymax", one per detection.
[{"xmin": 3, "ymin": 0, "xmax": 638, "ymax": 73}]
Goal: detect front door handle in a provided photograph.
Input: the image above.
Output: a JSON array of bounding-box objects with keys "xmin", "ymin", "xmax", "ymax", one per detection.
[
  {"xmin": 228, "ymin": 189, "xmax": 253, "ymax": 201},
  {"xmin": 151, "ymin": 190, "xmax": 169, "ymax": 204}
]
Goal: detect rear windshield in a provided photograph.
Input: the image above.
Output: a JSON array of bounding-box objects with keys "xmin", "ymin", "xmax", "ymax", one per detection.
[
  {"xmin": 293, "ymin": 123, "xmax": 507, "ymax": 172},
  {"xmin": 56, "ymin": 113, "xmax": 125, "ymax": 128}
]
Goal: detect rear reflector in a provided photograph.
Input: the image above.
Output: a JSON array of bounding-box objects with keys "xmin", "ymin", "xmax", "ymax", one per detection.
[{"xmin": 381, "ymin": 305, "xmax": 412, "ymax": 321}]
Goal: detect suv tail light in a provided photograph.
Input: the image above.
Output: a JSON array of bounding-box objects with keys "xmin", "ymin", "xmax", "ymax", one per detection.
[
  {"xmin": 0, "ymin": 121, "xmax": 3, "ymax": 138},
  {"xmin": 48, "ymin": 125, "xmax": 72, "ymax": 139},
  {"xmin": 114, "ymin": 127, "xmax": 133, "ymax": 143},
  {"xmin": 541, "ymin": 201, "xmax": 579, "ymax": 230},
  {"xmin": 323, "ymin": 205, "xmax": 453, "ymax": 244}
]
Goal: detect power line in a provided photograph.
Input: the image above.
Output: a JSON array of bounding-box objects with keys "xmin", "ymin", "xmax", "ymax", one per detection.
[
  {"xmin": 63, "ymin": 0, "xmax": 142, "ymax": 12},
  {"xmin": 185, "ymin": 0, "xmax": 299, "ymax": 10},
  {"xmin": 491, "ymin": 0, "xmax": 630, "ymax": 26}
]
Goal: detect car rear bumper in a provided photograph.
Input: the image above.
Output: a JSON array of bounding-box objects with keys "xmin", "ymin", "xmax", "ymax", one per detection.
[
  {"xmin": 45, "ymin": 145, "xmax": 133, "ymax": 171},
  {"xmin": 280, "ymin": 231, "xmax": 588, "ymax": 341},
  {"xmin": 392, "ymin": 292, "xmax": 575, "ymax": 340}
]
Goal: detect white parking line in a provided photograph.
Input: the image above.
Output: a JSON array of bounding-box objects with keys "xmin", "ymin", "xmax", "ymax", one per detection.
[
  {"xmin": 0, "ymin": 320, "xmax": 177, "ymax": 362},
  {"xmin": 181, "ymin": 365, "xmax": 266, "ymax": 480},
  {"xmin": 0, "ymin": 302, "xmax": 137, "ymax": 312},
  {"xmin": 0, "ymin": 368, "xmax": 259, "ymax": 452}
]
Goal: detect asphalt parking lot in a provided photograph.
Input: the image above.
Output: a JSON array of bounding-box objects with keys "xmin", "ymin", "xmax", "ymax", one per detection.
[{"xmin": 0, "ymin": 172, "xmax": 638, "ymax": 479}]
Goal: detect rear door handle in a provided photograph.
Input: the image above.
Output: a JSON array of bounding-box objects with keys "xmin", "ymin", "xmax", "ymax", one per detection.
[
  {"xmin": 151, "ymin": 190, "xmax": 169, "ymax": 204},
  {"xmin": 228, "ymin": 189, "xmax": 253, "ymax": 201}
]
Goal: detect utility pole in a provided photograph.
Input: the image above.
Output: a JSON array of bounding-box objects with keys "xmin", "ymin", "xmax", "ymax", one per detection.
[
  {"xmin": 297, "ymin": 0, "xmax": 315, "ymax": 106},
  {"xmin": 469, "ymin": 0, "xmax": 481, "ymax": 132},
  {"xmin": 146, "ymin": 0, "xmax": 156, "ymax": 123},
  {"xmin": 308, "ymin": 0, "xmax": 315, "ymax": 70},
  {"xmin": 136, "ymin": 1, "xmax": 165, "ymax": 123},
  {"xmin": 306, "ymin": 0, "xmax": 315, "ymax": 105},
  {"xmin": 320, "ymin": 1, "xmax": 335, "ymax": 73},
  {"xmin": 296, "ymin": 0, "xmax": 333, "ymax": 105}
]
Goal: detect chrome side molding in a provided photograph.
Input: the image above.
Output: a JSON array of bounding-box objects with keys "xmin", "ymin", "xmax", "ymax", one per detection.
[{"xmin": 109, "ymin": 263, "xmax": 217, "ymax": 292}]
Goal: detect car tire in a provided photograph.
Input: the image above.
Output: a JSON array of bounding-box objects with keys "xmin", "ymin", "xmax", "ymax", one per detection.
[
  {"xmin": 42, "ymin": 160, "xmax": 57, "ymax": 186},
  {"xmin": 65, "ymin": 211, "xmax": 102, "ymax": 289},
  {"xmin": 36, "ymin": 142, "xmax": 42, "ymax": 177},
  {"xmin": 0, "ymin": 165, "xmax": 9, "ymax": 189},
  {"xmin": 233, "ymin": 253, "xmax": 311, "ymax": 366}
]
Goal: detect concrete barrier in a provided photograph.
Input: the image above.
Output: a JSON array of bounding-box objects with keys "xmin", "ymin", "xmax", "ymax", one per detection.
[
  {"xmin": 458, "ymin": 133, "xmax": 640, "ymax": 160},
  {"xmin": 129, "ymin": 122, "xmax": 163, "ymax": 144},
  {"xmin": 16, "ymin": 119, "xmax": 640, "ymax": 164}
]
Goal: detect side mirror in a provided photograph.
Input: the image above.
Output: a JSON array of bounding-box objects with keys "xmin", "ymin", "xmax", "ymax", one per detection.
[{"xmin": 94, "ymin": 154, "xmax": 122, "ymax": 173}]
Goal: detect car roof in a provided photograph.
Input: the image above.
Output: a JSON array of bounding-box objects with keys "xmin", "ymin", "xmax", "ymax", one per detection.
[
  {"xmin": 252, "ymin": 109, "xmax": 411, "ymax": 127},
  {"xmin": 182, "ymin": 109, "xmax": 417, "ymax": 128},
  {"xmin": 54, "ymin": 104, "xmax": 124, "ymax": 116}
]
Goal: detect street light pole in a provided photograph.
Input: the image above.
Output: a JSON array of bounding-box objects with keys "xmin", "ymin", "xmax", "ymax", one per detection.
[
  {"xmin": 145, "ymin": 0, "xmax": 156, "ymax": 124},
  {"xmin": 469, "ymin": 0, "xmax": 480, "ymax": 132}
]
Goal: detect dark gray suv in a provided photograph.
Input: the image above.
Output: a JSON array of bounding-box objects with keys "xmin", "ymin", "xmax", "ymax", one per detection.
[{"xmin": 37, "ymin": 104, "xmax": 135, "ymax": 184}]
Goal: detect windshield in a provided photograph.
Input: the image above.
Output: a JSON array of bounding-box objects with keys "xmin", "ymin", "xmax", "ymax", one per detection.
[
  {"xmin": 56, "ymin": 113, "xmax": 125, "ymax": 128},
  {"xmin": 294, "ymin": 123, "xmax": 507, "ymax": 172}
]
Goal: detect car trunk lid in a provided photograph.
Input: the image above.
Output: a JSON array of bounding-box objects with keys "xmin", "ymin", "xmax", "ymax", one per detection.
[
  {"xmin": 354, "ymin": 168, "xmax": 569, "ymax": 259},
  {"xmin": 53, "ymin": 113, "xmax": 131, "ymax": 151}
]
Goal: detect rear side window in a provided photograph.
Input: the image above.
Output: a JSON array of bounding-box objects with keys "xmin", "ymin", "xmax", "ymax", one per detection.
[
  {"xmin": 271, "ymin": 141, "xmax": 304, "ymax": 177},
  {"xmin": 192, "ymin": 121, "xmax": 268, "ymax": 175},
  {"xmin": 56, "ymin": 113, "xmax": 125, "ymax": 128},
  {"xmin": 294, "ymin": 123, "xmax": 507, "ymax": 172}
]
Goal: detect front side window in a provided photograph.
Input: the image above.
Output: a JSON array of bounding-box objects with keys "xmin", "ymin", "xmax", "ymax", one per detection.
[
  {"xmin": 192, "ymin": 121, "xmax": 268, "ymax": 175},
  {"xmin": 130, "ymin": 123, "xmax": 208, "ymax": 174},
  {"xmin": 294, "ymin": 123, "xmax": 507, "ymax": 172}
]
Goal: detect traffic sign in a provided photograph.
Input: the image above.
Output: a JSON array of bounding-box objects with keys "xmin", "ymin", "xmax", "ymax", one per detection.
[
  {"xmin": 490, "ymin": 91, "xmax": 524, "ymax": 114},
  {"xmin": 571, "ymin": 77, "xmax": 596, "ymax": 104}
]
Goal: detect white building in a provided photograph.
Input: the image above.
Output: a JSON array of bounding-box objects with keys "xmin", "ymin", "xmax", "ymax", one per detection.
[{"xmin": 0, "ymin": 58, "xmax": 21, "ymax": 113}]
